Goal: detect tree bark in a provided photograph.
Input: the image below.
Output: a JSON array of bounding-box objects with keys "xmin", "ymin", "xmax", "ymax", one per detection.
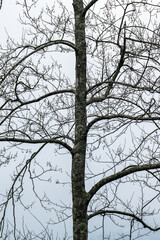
[{"xmin": 72, "ymin": 0, "xmax": 88, "ymax": 239}]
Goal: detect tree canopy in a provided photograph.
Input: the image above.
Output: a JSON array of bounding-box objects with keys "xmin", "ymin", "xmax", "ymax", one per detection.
[{"xmin": 0, "ymin": 0, "xmax": 160, "ymax": 239}]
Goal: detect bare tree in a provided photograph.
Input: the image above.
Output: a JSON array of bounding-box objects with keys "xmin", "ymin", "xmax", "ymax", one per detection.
[{"xmin": 0, "ymin": 0, "xmax": 160, "ymax": 239}]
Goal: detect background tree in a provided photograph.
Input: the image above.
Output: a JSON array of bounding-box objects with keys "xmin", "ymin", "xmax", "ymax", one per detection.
[{"xmin": 0, "ymin": 0, "xmax": 160, "ymax": 239}]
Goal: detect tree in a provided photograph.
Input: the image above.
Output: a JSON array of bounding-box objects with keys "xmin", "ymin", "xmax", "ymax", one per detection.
[{"xmin": 0, "ymin": 0, "xmax": 160, "ymax": 239}]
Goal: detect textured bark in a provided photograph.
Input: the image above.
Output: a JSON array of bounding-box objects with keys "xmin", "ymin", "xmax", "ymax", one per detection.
[{"xmin": 72, "ymin": 0, "xmax": 88, "ymax": 239}]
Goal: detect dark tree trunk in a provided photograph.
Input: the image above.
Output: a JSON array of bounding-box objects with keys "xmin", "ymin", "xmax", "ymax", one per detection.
[{"xmin": 72, "ymin": 1, "xmax": 88, "ymax": 239}]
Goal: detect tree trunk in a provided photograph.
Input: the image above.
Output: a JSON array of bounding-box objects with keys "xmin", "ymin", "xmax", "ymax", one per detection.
[{"xmin": 72, "ymin": 0, "xmax": 88, "ymax": 239}]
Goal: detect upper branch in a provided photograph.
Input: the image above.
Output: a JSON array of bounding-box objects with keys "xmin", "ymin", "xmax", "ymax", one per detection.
[
  {"xmin": 1, "ymin": 40, "xmax": 76, "ymax": 84},
  {"xmin": 34, "ymin": 40, "xmax": 76, "ymax": 52},
  {"xmin": 82, "ymin": 0, "xmax": 99, "ymax": 16},
  {"xmin": 87, "ymin": 22, "xmax": 126, "ymax": 105},
  {"xmin": 0, "ymin": 89, "xmax": 75, "ymax": 125},
  {"xmin": 86, "ymin": 114, "xmax": 160, "ymax": 134}
]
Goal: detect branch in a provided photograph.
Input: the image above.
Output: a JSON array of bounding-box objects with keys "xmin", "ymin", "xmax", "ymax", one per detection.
[
  {"xmin": 88, "ymin": 209, "xmax": 160, "ymax": 231},
  {"xmin": 0, "ymin": 143, "xmax": 46, "ymax": 234},
  {"xmin": 87, "ymin": 162, "xmax": 160, "ymax": 203},
  {"xmin": 17, "ymin": 89, "xmax": 75, "ymax": 104},
  {"xmin": 87, "ymin": 114, "xmax": 160, "ymax": 133},
  {"xmin": 82, "ymin": 0, "xmax": 99, "ymax": 16},
  {"xmin": 126, "ymin": 37, "xmax": 160, "ymax": 48},
  {"xmin": 1, "ymin": 40, "xmax": 76, "ymax": 84},
  {"xmin": 34, "ymin": 40, "xmax": 76, "ymax": 51},
  {"xmin": 0, "ymin": 137, "xmax": 73, "ymax": 153},
  {"xmin": 87, "ymin": 22, "xmax": 126, "ymax": 104},
  {"xmin": 0, "ymin": 89, "xmax": 74, "ymax": 125}
]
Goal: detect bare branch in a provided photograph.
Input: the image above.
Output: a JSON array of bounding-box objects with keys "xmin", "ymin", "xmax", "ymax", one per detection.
[
  {"xmin": 87, "ymin": 115, "xmax": 160, "ymax": 134},
  {"xmin": 0, "ymin": 137, "xmax": 73, "ymax": 153},
  {"xmin": 87, "ymin": 162, "xmax": 160, "ymax": 203},
  {"xmin": 88, "ymin": 209, "xmax": 160, "ymax": 231},
  {"xmin": 1, "ymin": 40, "xmax": 76, "ymax": 84},
  {"xmin": 82, "ymin": 0, "xmax": 99, "ymax": 15}
]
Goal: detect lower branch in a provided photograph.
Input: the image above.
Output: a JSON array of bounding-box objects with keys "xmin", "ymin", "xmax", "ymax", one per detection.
[
  {"xmin": 88, "ymin": 209, "xmax": 160, "ymax": 231},
  {"xmin": 0, "ymin": 143, "xmax": 46, "ymax": 236},
  {"xmin": 87, "ymin": 162, "xmax": 160, "ymax": 203}
]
